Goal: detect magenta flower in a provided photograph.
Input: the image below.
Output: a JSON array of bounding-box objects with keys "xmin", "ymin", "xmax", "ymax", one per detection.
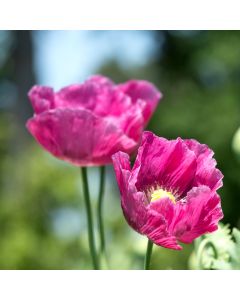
[
  {"xmin": 112, "ymin": 131, "xmax": 223, "ymax": 250},
  {"xmin": 26, "ymin": 75, "xmax": 162, "ymax": 166}
]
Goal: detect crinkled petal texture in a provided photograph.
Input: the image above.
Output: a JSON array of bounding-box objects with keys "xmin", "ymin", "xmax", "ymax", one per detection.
[
  {"xmin": 26, "ymin": 75, "xmax": 162, "ymax": 166},
  {"xmin": 118, "ymin": 80, "xmax": 162, "ymax": 124},
  {"xmin": 112, "ymin": 131, "xmax": 223, "ymax": 250}
]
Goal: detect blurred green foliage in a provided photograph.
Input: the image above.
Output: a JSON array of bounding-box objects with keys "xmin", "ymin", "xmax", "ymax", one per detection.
[
  {"xmin": 0, "ymin": 30, "xmax": 240, "ymax": 269},
  {"xmin": 189, "ymin": 223, "xmax": 240, "ymax": 269}
]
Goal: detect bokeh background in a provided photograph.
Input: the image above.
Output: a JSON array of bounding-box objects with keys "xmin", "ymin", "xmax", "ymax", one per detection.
[{"xmin": 0, "ymin": 30, "xmax": 240, "ymax": 269}]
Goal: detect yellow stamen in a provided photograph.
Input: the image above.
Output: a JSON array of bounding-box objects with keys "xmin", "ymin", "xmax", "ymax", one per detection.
[{"xmin": 151, "ymin": 188, "xmax": 176, "ymax": 204}]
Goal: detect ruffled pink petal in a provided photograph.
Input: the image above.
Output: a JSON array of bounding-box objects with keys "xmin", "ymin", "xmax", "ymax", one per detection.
[
  {"xmin": 135, "ymin": 132, "xmax": 197, "ymax": 197},
  {"xmin": 28, "ymin": 86, "xmax": 55, "ymax": 114},
  {"xmin": 118, "ymin": 80, "xmax": 162, "ymax": 125},
  {"xmin": 94, "ymin": 89, "xmax": 132, "ymax": 117},
  {"xmin": 112, "ymin": 151, "xmax": 131, "ymax": 192},
  {"xmin": 26, "ymin": 108, "xmax": 137, "ymax": 166},
  {"xmin": 86, "ymin": 74, "xmax": 114, "ymax": 87},
  {"xmin": 55, "ymin": 77, "xmax": 142, "ymax": 121},
  {"xmin": 184, "ymin": 139, "xmax": 223, "ymax": 192},
  {"xmin": 172, "ymin": 186, "xmax": 223, "ymax": 244},
  {"xmin": 112, "ymin": 151, "xmax": 148, "ymax": 231},
  {"xmin": 55, "ymin": 75, "xmax": 114, "ymax": 111},
  {"xmin": 118, "ymin": 99, "xmax": 146, "ymax": 143},
  {"xmin": 55, "ymin": 81, "xmax": 105, "ymax": 111},
  {"xmin": 141, "ymin": 199, "xmax": 182, "ymax": 250}
]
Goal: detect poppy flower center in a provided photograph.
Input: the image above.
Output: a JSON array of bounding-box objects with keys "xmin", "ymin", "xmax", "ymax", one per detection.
[{"xmin": 150, "ymin": 188, "xmax": 176, "ymax": 204}]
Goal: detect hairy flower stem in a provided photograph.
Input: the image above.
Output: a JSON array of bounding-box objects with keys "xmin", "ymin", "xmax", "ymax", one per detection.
[
  {"xmin": 144, "ymin": 239, "xmax": 153, "ymax": 270},
  {"xmin": 81, "ymin": 167, "xmax": 99, "ymax": 270},
  {"xmin": 97, "ymin": 166, "xmax": 106, "ymax": 257}
]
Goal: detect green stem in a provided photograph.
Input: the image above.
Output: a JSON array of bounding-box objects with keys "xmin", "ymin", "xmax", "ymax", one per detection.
[
  {"xmin": 144, "ymin": 239, "xmax": 153, "ymax": 270},
  {"xmin": 81, "ymin": 167, "xmax": 99, "ymax": 270},
  {"xmin": 97, "ymin": 166, "xmax": 106, "ymax": 255}
]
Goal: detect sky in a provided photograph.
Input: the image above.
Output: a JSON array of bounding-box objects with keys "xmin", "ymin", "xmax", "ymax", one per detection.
[{"xmin": 32, "ymin": 30, "xmax": 158, "ymax": 89}]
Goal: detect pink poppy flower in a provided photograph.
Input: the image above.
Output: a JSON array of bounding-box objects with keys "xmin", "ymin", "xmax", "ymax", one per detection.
[
  {"xmin": 26, "ymin": 75, "xmax": 162, "ymax": 166},
  {"xmin": 112, "ymin": 131, "xmax": 223, "ymax": 250}
]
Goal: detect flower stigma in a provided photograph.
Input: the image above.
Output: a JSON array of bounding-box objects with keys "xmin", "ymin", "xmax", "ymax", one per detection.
[{"xmin": 150, "ymin": 188, "xmax": 176, "ymax": 204}]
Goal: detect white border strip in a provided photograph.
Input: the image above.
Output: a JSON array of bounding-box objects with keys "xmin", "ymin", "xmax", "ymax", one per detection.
[
  {"xmin": 1, "ymin": 0, "xmax": 240, "ymax": 29},
  {"xmin": 0, "ymin": 270, "xmax": 237, "ymax": 300}
]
